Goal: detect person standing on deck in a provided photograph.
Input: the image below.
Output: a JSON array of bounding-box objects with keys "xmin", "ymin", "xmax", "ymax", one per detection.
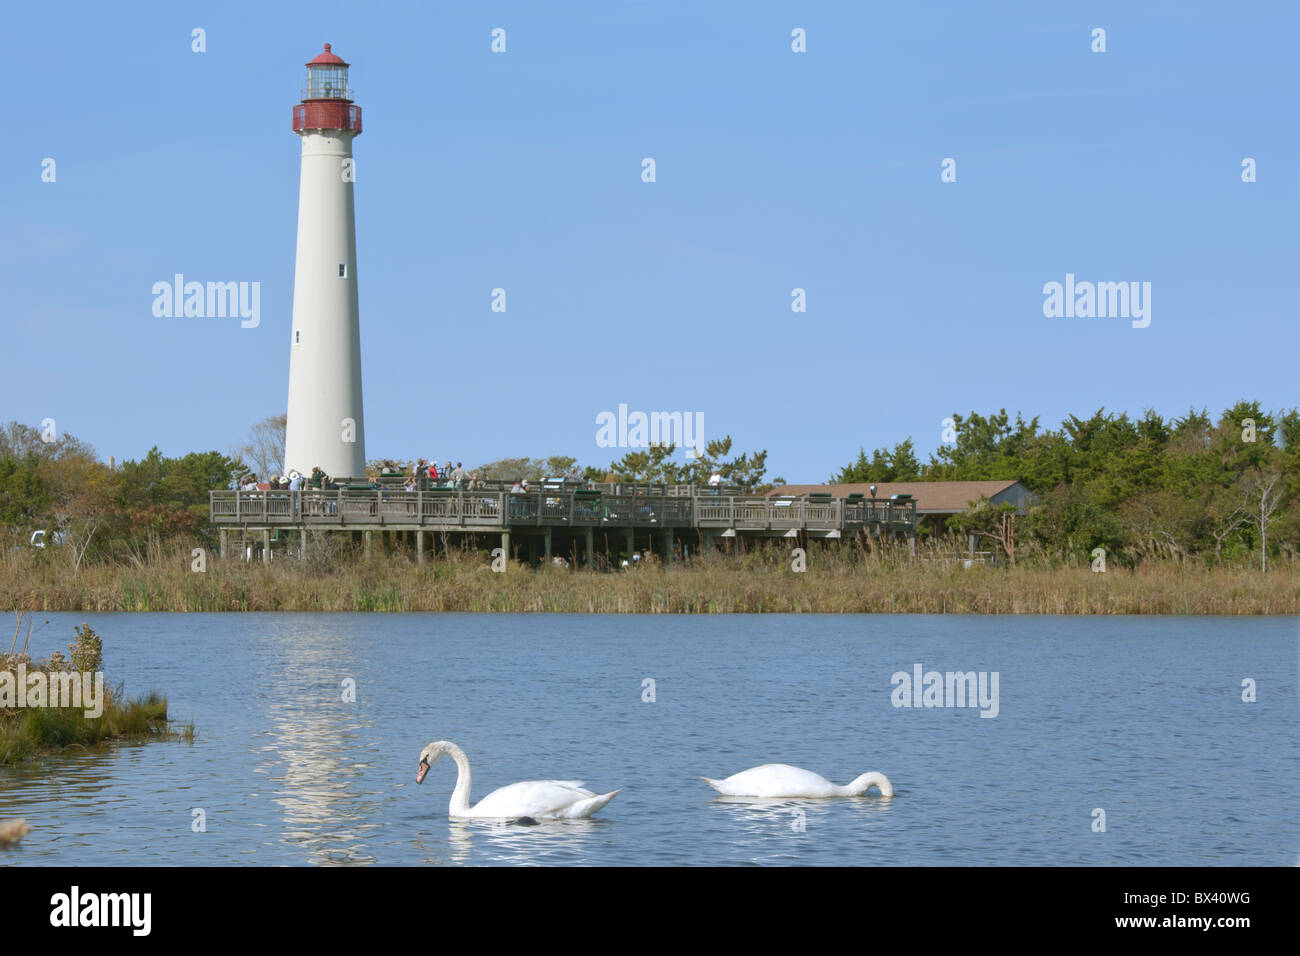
[
  {"xmin": 709, "ymin": 471, "xmax": 722, "ymax": 496},
  {"xmin": 286, "ymin": 470, "xmax": 301, "ymax": 517}
]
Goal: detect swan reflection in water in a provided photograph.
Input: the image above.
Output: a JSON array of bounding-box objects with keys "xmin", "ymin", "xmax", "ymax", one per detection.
[
  {"xmin": 434, "ymin": 816, "xmax": 609, "ymax": 866},
  {"xmin": 706, "ymin": 792, "xmax": 897, "ymax": 838}
]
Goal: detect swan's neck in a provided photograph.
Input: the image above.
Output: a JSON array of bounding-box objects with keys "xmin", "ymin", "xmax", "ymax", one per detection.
[
  {"xmin": 441, "ymin": 743, "xmax": 473, "ymax": 814},
  {"xmin": 845, "ymin": 772, "xmax": 893, "ymax": 797}
]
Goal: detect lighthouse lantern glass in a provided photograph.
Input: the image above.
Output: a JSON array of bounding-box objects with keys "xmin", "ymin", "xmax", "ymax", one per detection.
[{"xmin": 304, "ymin": 65, "xmax": 350, "ymax": 100}]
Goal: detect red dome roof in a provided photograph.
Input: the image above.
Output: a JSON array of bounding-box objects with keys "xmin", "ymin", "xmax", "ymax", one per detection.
[{"xmin": 306, "ymin": 43, "xmax": 349, "ymax": 67}]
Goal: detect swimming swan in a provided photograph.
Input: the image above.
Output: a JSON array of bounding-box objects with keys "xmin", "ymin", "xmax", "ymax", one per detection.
[
  {"xmin": 702, "ymin": 764, "xmax": 893, "ymax": 798},
  {"xmin": 416, "ymin": 740, "xmax": 620, "ymax": 820}
]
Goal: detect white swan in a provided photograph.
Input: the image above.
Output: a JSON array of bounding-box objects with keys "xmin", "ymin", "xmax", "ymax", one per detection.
[
  {"xmin": 416, "ymin": 740, "xmax": 620, "ymax": 820},
  {"xmin": 703, "ymin": 763, "xmax": 893, "ymax": 798}
]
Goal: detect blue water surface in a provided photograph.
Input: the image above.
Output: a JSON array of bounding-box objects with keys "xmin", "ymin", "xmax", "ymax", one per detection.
[{"xmin": 1, "ymin": 613, "xmax": 1295, "ymax": 866}]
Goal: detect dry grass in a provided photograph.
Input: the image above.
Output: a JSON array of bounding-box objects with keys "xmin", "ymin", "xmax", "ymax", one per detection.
[{"xmin": 1, "ymin": 540, "xmax": 1296, "ymax": 614}]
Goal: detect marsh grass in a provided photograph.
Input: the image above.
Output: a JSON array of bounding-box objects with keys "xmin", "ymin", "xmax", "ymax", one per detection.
[
  {"xmin": 1, "ymin": 539, "xmax": 1295, "ymax": 614},
  {"xmin": 0, "ymin": 618, "xmax": 194, "ymax": 765},
  {"xmin": 0, "ymin": 686, "xmax": 194, "ymax": 765}
]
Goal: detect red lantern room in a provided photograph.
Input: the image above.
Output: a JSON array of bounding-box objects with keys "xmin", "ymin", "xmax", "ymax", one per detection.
[{"xmin": 291, "ymin": 43, "xmax": 362, "ymax": 134}]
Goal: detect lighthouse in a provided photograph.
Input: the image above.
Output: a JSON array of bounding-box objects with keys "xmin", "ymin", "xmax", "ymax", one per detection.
[{"xmin": 284, "ymin": 43, "xmax": 366, "ymax": 480}]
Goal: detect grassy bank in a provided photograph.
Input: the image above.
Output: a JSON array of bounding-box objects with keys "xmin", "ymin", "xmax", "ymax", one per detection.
[
  {"xmin": 2, "ymin": 544, "xmax": 1296, "ymax": 614},
  {"xmin": 0, "ymin": 690, "xmax": 189, "ymax": 765},
  {"xmin": 1, "ymin": 620, "xmax": 193, "ymax": 765}
]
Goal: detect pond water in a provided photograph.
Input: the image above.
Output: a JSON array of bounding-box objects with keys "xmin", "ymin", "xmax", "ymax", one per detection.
[{"xmin": 1, "ymin": 613, "xmax": 1296, "ymax": 865}]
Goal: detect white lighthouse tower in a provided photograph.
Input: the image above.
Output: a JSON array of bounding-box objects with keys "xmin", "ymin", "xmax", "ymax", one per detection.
[{"xmin": 284, "ymin": 43, "xmax": 366, "ymax": 480}]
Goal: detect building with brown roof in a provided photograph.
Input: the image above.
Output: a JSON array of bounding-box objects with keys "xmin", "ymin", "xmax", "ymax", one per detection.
[{"xmin": 766, "ymin": 480, "xmax": 1035, "ymax": 535}]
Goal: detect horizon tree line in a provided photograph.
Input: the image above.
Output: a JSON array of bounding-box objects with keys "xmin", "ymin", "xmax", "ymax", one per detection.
[{"xmin": 0, "ymin": 400, "xmax": 1294, "ymax": 571}]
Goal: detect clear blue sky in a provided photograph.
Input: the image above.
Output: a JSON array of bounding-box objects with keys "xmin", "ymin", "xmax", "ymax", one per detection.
[{"xmin": 4, "ymin": 1, "xmax": 1297, "ymax": 482}]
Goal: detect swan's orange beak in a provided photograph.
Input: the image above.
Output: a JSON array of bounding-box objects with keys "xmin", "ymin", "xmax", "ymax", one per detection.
[{"xmin": 416, "ymin": 759, "xmax": 429, "ymax": 785}]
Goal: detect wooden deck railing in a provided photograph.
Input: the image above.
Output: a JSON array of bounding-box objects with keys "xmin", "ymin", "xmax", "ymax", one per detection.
[{"xmin": 211, "ymin": 488, "xmax": 917, "ymax": 534}]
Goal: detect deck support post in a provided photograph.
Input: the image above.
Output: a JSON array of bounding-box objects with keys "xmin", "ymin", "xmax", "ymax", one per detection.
[
  {"xmin": 528, "ymin": 534, "xmax": 538, "ymax": 566},
  {"xmin": 908, "ymin": 533, "xmax": 917, "ymax": 556},
  {"xmin": 501, "ymin": 530, "xmax": 511, "ymax": 565},
  {"xmin": 219, "ymin": 529, "xmax": 228, "ymax": 560},
  {"xmin": 625, "ymin": 528, "xmax": 635, "ymax": 565},
  {"xmin": 585, "ymin": 528, "xmax": 594, "ymax": 569},
  {"xmin": 261, "ymin": 529, "xmax": 271, "ymax": 564},
  {"xmin": 416, "ymin": 529, "xmax": 425, "ymax": 564},
  {"xmin": 543, "ymin": 527, "xmax": 552, "ymax": 563},
  {"xmin": 364, "ymin": 530, "xmax": 373, "ymax": 556},
  {"xmin": 662, "ymin": 528, "xmax": 673, "ymax": 562}
]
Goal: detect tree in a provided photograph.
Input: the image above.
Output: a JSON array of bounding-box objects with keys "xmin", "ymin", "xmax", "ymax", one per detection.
[
  {"xmin": 1121, "ymin": 489, "xmax": 1199, "ymax": 564},
  {"xmin": 1205, "ymin": 479, "xmax": 1250, "ymax": 567},
  {"xmin": 1026, "ymin": 483, "xmax": 1128, "ymax": 565},
  {"xmin": 473, "ymin": 456, "xmax": 583, "ymax": 481},
  {"xmin": 0, "ymin": 452, "xmax": 49, "ymax": 533},
  {"xmin": 114, "ymin": 448, "xmax": 242, "ymax": 560},
  {"xmin": 928, "ymin": 409, "xmax": 1042, "ymax": 483},
  {"xmin": 832, "ymin": 439, "xmax": 921, "ymax": 482},
  {"xmin": 1246, "ymin": 465, "xmax": 1285, "ymax": 572},
  {"xmin": 602, "ymin": 435, "xmax": 769, "ymax": 489},
  {"xmin": 38, "ymin": 454, "xmax": 121, "ymax": 573},
  {"xmin": 606, "ymin": 444, "xmax": 686, "ymax": 484},
  {"xmin": 0, "ymin": 422, "xmax": 96, "ymax": 462},
  {"xmin": 826, "ymin": 401, "xmax": 1299, "ymax": 568},
  {"xmin": 681, "ymin": 436, "xmax": 768, "ymax": 488},
  {"xmin": 0, "ymin": 422, "xmax": 98, "ymax": 543},
  {"xmin": 1273, "ymin": 410, "xmax": 1300, "ymax": 562},
  {"xmin": 231, "ymin": 414, "xmax": 286, "ymax": 480},
  {"xmin": 950, "ymin": 497, "xmax": 1020, "ymax": 567}
]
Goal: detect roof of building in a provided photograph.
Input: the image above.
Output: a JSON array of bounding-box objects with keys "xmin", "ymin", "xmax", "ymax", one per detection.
[
  {"xmin": 766, "ymin": 480, "xmax": 1024, "ymax": 513},
  {"xmin": 307, "ymin": 43, "xmax": 349, "ymax": 67}
]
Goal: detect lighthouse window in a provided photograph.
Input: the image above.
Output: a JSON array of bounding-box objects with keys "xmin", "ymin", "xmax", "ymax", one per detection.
[
  {"xmin": 295, "ymin": 330, "xmax": 300, "ymax": 343},
  {"xmin": 304, "ymin": 65, "xmax": 350, "ymax": 100},
  {"xmin": 338, "ymin": 263, "xmax": 348, "ymax": 278}
]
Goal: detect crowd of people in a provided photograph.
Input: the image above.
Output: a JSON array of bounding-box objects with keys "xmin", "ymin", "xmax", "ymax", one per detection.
[
  {"xmin": 235, "ymin": 461, "xmax": 713, "ymax": 495},
  {"xmin": 236, "ymin": 466, "xmax": 335, "ymax": 492},
  {"xmin": 236, "ymin": 460, "xmax": 482, "ymax": 493},
  {"xmin": 402, "ymin": 459, "xmax": 479, "ymax": 491}
]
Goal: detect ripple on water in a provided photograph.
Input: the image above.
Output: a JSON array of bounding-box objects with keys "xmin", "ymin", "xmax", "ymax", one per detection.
[{"xmin": 0, "ymin": 613, "xmax": 1296, "ymax": 865}]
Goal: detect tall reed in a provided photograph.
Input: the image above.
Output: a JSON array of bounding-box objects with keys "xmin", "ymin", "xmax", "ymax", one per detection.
[{"xmin": 0, "ymin": 540, "xmax": 1294, "ymax": 614}]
